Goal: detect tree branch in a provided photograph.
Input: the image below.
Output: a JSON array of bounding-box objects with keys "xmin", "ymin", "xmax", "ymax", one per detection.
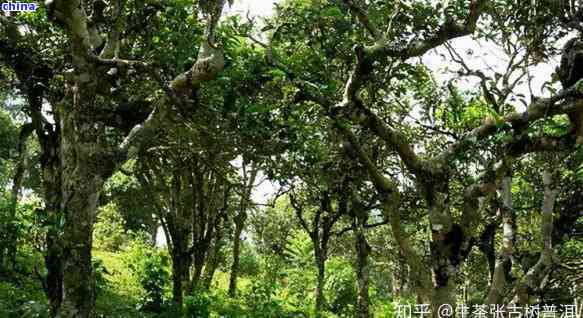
[
  {"xmin": 442, "ymin": 80, "xmax": 583, "ymax": 163},
  {"xmin": 169, "ymin": 0, "xmax": 226, "ymax": 95},
  {"xmin": 342, "ymin": 0, "xmax": 381, "ymax": 40}
]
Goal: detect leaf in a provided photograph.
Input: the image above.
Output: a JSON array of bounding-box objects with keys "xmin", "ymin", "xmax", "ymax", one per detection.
[
  {"xmin": 323, "ymin": 7, "xmax": 342, "ymax": 18},
  {"xmin": 268, "ymin": 69, "xmax": 286, "ymax": 79}
]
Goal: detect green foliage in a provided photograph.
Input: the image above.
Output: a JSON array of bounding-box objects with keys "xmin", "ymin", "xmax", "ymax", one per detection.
[
  {"xmin": 93, "ymin": 203, "xmax": 132, "ymax": 252},
  {"xmin": 439, "ymin": 95, "xmax": 498, "ymax": 131},
  {"xmin": 237, "ymin": 242, "xmax": 261, "ymax": 277},
  {"xmin": 0, "ymin": 281, "xmax": 48, "ymax": 318},
  {"xmin": 283, "ymin": 230, "xmax": 314, "ymax": 267},
  {"xmin": 243, "ymin": 279, "xmax": 289, "ymax": 318},
  {"xmin": 325, "ymin": 258, "xmax": 356, "ymax": 316},
  {"xmin": 249, "ymin": 198, "xmax": 298, "ymax": 256},
  {"xmin": 93, "ymin": 258, "xmax": 110, "ymax": 296},
  {"xmin": 0, "ymin": 109, "xmax": 17, "ymax": 161},
  {"xmin": 183, "ymin": 292, "xmax": 211, "ymax": 318},
  {"xmin": 0, "ymin": 247, "xmax": 48, "ymax": 318},
  {"xmin": 104, "ymin": 171, "xmax": 157, "ymax": 235},
  {"xmin": 123, "ymin": 239, "xmax": 170, "ymax": 313}
]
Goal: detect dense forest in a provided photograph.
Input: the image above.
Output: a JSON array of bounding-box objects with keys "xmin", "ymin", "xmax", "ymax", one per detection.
[{"xmin": 1, "ymin": 0, "xmax": 582, "ymax": 317}]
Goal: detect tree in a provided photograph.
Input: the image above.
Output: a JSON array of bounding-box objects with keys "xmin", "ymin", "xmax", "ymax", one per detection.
[
  {"xmin": 257, "ymin": 0, "xmax": 583, "ymax": 313},
  {"xmin": 136, "ymin": 135, "xmax": 234, "ymax": 306},
  {"xmin": 228, "ymin": 159, "xmax": 257, "ymax": 297},
  {"xmin": 2, "ymin": 0, "xmax": 227, "ymax": 315}
]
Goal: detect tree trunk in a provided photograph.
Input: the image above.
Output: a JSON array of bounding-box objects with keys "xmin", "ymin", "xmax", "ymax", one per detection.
[
  {"xmin": 486, "ymin": 177, "xmax": 515, "ymax": 305},
  {"xmin": 228, "ymin": 219, "xmax": 244, "ymax": 297},
  {"xmin": 57, "ymin": 175, "xmax": 102, "ymax": 318},
  {"xmin": 150, "ymin": 221, "xmax": 158, "ymax": 247},
  {"xmin": 171, "ymin": 249, "xmax": 191, "ymax": 306},
  {"xmin": 392, "ymin": 257, "xmax": 409, "ymax": 297},
  {"xmin": 228, "ymin": 167, "xmax": 256, "ymax": 297},
  {"xmin": 355, "ymin": 224, "xmax": 370, "ymax": 318},
  {"xmin": 202, "ymin": 249, "xmax": 220, "ymax": 290},
  {"xmin": 35, "ymin": 115, "xmax": 63, "ymax": 318},
  {"xmin": 56, "ymin": 100, "xmax": 107, "ymax": 317},
  {"xmin": 428, "ymin": 190, "xmax": 458, "ymax": 317},
  {"xmin": 381, "ymin": 194, "xmax": 432, "ymax": 303},
  {"xmin": 314, "ymin": 253, "xmax": 326, "ymax": 316},
  {"xmin": 190, "ymin": 251, "xmax": 205, "ymax": 293},
  {"xmin": 203, "ymin": 221, "xmax": 226, "ymax": 290},
  {"xmin": 46, "ymin": 235, "xmax": 64, "ymax": 318},
  {"xmin": 202, "ymin": 260, "xmax": 219, "ymax": 291},
  {"xmin": 512, "ymin": 169, "xmax": 559, "ymax": 304},
  {"xmin": 2, "ymin": 124, "xmax": 33, "ymax": 270}
]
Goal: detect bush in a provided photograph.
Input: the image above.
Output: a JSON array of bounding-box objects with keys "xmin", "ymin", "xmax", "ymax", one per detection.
[
  {"xmin": 94, "ymin": 203, "xmax": 131, "ymax": 252},
  {"xmin": 0, "ymin": 281, "xmax": 48, "ymax": 318},
  {"xmin": 183, "ymin": 292, "xmax": 211, "ymax": 318},
  {"xmin": 325, "ymin": 257, "xmax": 356, "ymax": 316},
  {"xmin": 244, "ymin": 279, "xmax": 288, "ymax": 318},
  {"xmin": 238, "ymin": 242, "xmax": 261, "ymax": 277},
  {"xmin": 123, "ymin": 238, "xmax": 170, "ymax": 313},
  {"xmin": 93, "ymin": 258, "xmax": 110, "ymax": 296}
]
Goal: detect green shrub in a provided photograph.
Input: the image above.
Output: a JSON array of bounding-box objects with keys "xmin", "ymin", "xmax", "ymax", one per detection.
[
  {"xmin": 207, "ymin": 290, "xmax": 247, "ymax": 318},
  {"xmin": 19, "ymin": 300, "xmax": 49, "ymax": 318},
  {"xmin": 243, "ymin": 278, "xmax": 304, "ymax": 318},
  {"xmin": 183, "ymin": 292, "xmax": 211, "ymax": 318},
  {"xmin": 93, "ymin": 258, "xmax": 110, "ymax": 296},
  {"xmin": 94, "ymin": 203, "xmax": 131, "ymax": 252},
  {"xmin": 0, "ymin": 281, "xmax": 48, "ymax": 318},
  {"xmin": 325, "ymin": 257, "xmax": 356, "ymax": 316},
  {"xmin": 123, "ymin": 239, "xmax": 170, "ymax": 313}
]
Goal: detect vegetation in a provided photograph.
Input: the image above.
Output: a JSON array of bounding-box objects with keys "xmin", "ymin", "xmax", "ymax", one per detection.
[{"xmin": 1, "ymin": 0, "xmax": 582, "ymax": 317}]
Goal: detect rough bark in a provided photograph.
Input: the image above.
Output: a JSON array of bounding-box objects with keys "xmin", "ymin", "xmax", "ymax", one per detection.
[
  {"xmin": 36, "ymin": 127, "xmax": 64, "ymax": 318},
  {"xmin": 46, "ymin": 233, "xmax": 64, "ymax": 318},
  {"xmin": 171, "ymin": 245, "xmax": 192, "ymax": 306},
  {"xmin": 191, "ymin": 250, "xmax": 206, "ymax": 292},
  {"xmin": 427, "ymin": 192, "xmax": 459, "ymax": 317},
  {"xmin": 57, "ymin": 96, "xmax": 107, "ymax": 318},
  {"xmin": 35, "ymin": 112, "xmax": 63, "ymax": 318}
]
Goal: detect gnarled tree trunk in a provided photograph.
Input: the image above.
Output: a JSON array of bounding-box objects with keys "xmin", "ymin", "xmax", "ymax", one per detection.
[{"xmin": 57, "ymin": 101, "xmax": 107, "ymax": 318}]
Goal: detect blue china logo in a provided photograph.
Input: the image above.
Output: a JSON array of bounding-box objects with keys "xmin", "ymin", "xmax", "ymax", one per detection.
[{"xmin": 1, "ymin": 1, "xmax": 37, "ymax": 12}]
